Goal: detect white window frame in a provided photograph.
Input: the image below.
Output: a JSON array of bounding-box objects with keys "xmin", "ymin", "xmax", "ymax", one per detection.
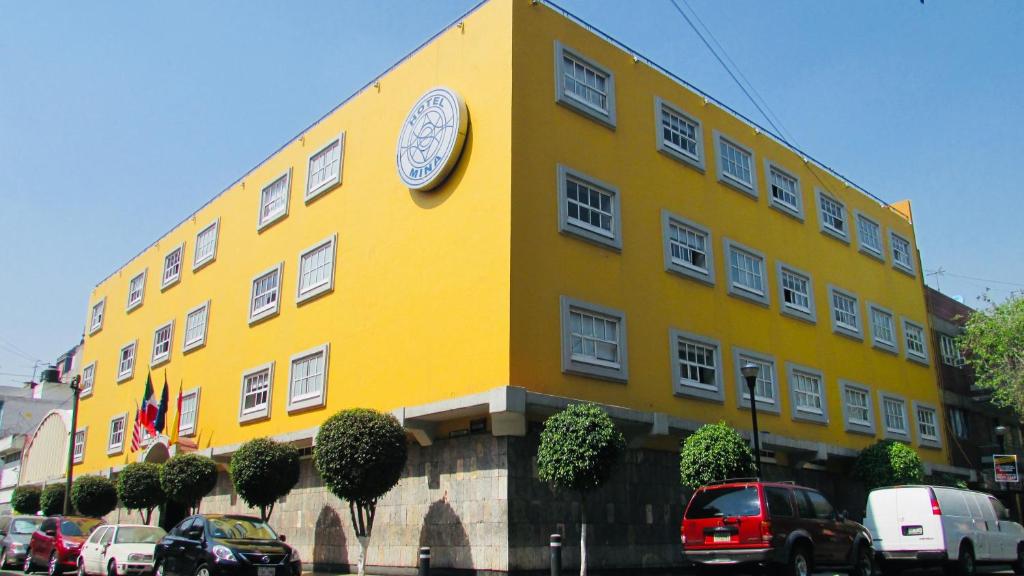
[
  {"xmin": 724, "ymin": 239, "xmax": 769, "ymax": 306},
  {"xmin": 296, "ymin": 234, "xmax": 337, "ymax": 305},
  {"xmin": 72, "ymin": 428, "xmax": 87, "ymax": 464},
  {"xmin": 654, "ymin": 97, "xmax": 704, "ymax": 171},
  {"xmin": 239, "ymin": 362, "xmax": 274, "ymax": 423},
  {"xmin": 107, "ymin": 413, "xmax": 127, "ymax": 455},
  {"xmin": 178, "ymin": 387, "xmax": 201, "ymax": 437},
  {"xmin": 854, "ymin": 211, "xmax": 884, "ymax": 260},
  {"xmin": 867, "ymin": 302, "xmax": 899, "ymax": 354},
  {"xmin": 713, "ymin": 131, "xmax": 757, "ymax": 198},
  {"xmin": 732, "ymin": 348, "xmax": 779, "ymax": 414},
  {"xmin": 661, "ymin": 210, "xmax": 714, "ymax": 286},
  {"xmin": 560, "ymin": 296, "xmax": 628, "ymax": 383},
  {"xmin": 192, "ymin": 218, "xmax": 220, "ymax": 271},
  {"xmin": 182, "ymin": 301, "xmax": 211, "ymax": 353},
  {"xmin": 787, "ymin": 363, "xmax": 828, "ymax": 424},
  {"xmin": 557, "ymin": 165, "xmax": 622, "ymax": 251},
  {"xmin": 126, "ymin": 270, "xmax": 147, "ymax": 312},
  {"xmin": 305, "ymin": 133, "xmax": 346, "ymax": 202},
  {"xmin": 116, "ymin": 340, "xmax": 137, "ymax": 383},
  {"xmin": 840, "ymin": 380, "xmax": 875, "ymax": 435},
  {"xmin": 257, "ymin": 168, "xmax": 292, "ymax": 231},
  {"xmin": 81, "ymin": 362, "xmax": 96, "ymax": 398},
  {"xmin": 914, "ymin": 401, "xmax": 942, "ymax": 448},
  {"xmin": 764, "ymin": 160, "xmax": 803, "ymax": 219},
  {"xmin": 287, "ymin": 343, "xmax": 329, "ymax": 412},
  {"xmin": 890, "ymin": 231, "xmax": 916, "ymax": 276},
  {"xmin": 554, "ymin": 41, "xmax": 616, "ymax": 129},
  {"xmin": 89, "ymin": 298, "xmax": 105, "ymax": 335},
  {"xmin": 815, "ymin": 189, "xmax": 849, "ymax": 243},
  {"xmin": 940, "ymin": 333, "xmax": 964, "ymax": 367},
  {"xmin": 902, "ymin": 318, "xmax": 930, "ymax": 365},
  {"xmin": 161, "ymin": 242, "xmax": 184, "ymax": 290},
  {"xmin": 828, "ymin": 285, "xmax": 862, "ymax": 340},
  {"xmin": 249, "ymin": 262, "xmax": 284, "ymax": 325},
  {"xmin": 776, "ymin": 262, "xmax": 816, "ymax": 323},
  {"xmin": 880, "ymin": 392, "xmax": 910, "ymax": 440},
  {"xmin": 150, "ymin": 320, "xmax": 174, "ymax": 367}
]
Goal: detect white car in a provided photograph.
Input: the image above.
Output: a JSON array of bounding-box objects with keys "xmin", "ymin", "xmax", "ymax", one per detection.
[
  {"xmin": 865, "ymin": 485, "xmax": 1024, "ymax": 575},
  {"xmin": 78, "ymin": 525, "xmax": 166, "ymax": 576}
]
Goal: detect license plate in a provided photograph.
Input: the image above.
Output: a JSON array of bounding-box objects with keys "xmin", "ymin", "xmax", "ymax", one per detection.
[
  {"xmin": 713, "ymin": 533, "xmax": 731, "ymax": 543},
  {"xmin": 257, "ymin": 567, "xmax": 275, "ymax": 576},
  {"xmin": 903, "ymin": 526, "xmax": 924, "ymax": 536}
]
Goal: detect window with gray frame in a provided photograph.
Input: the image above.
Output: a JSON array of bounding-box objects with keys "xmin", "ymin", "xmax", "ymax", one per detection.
[
  {"xmin": 816, "ymin": 190, "xmax": 848, "ymax": 242},
  {"xmin": 788, "ymin": 363, "xmax": 827, "ymax": 424},
  {"xmin": 829, "ymin": 286, "xmax": 862, "ymax": 340},
  {"xmin": 560, "ymin": 296, "xmax": 628, "ymax": 382},
  {"xmin": 840, "ymin": 381, "xmax": 875, "ymax": 435},
  {"xmin": 714, "ymin": 131, "xmax": 757, "ymax": 198},
  {"xmin": 555, "ymin": 41, "xmax": 616, "ymax": 128},
  {"xmin": 776, "ymin": 263, "xmax": 815, "ymax": 323},
  {"xmin": 765, "ymin": 161, "xmax": 802, "ymax": 218},
  {"xmin": 868, "ymin": 304, "xmax": 898, "ymax": 353},
  {"xmin": 671, "ymin": 329, "xmax": 722, "ymax": 402},
  {"xmin": 662, "ymin": 210, "xmax": 714, "ymax": 285},
  {"xmin": 655, "ymin": 98, "xmax": 703, "ymax": 170},
  {"xmin": 557, "ymin": 166, "xmax": 621, "ymax": 250}
]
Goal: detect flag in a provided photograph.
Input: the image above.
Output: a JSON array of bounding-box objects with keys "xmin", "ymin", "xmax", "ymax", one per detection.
[
  {"xmin": 141, "ymin": 373, "xmax": 159, "ymax": 435},
  {"xmin": 130, "ymin": 408, "xmax": 142, "ymax": 452},
  {"xmin": 168, "ymin": 383, "xmax": 183, "ymax": 446},
  {"xmin": 154, "ymin": 374, "xmax": 169, "ymax": 434}
]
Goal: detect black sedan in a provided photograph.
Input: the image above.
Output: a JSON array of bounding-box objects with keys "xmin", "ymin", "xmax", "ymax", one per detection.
[{"xmin": 153, "ymin": 515, "xmax": 300, "ymax": 576}]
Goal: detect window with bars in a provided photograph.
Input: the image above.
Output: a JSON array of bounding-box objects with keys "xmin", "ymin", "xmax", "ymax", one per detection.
[
  {"xmin": 162, "ymin": 245, "xmax": 183, "ymax": 289},
  {"xmin": 73, "ymin": 430, "xmax": 86, "ymax": 463},
  {"xmin": 883, "ymin": 397, "xmax": 907, "ymax": 434},
  {"xmin": 117, "ymin": 342, "xmax": 136, "ymax": 382},
  {"xmin": 90, "ymin": 299, "xmax": 105, "ymax": 334},
  {"xmin": 844, "ymin": 386, "xmax": 871, "ymax": 426},
  {"xmin": 183, "ymin": 302, "xmax": 209, "ymax": 352},
  {"xmin": 728, "ymin": 245, "xmax": 765, "ymax": 296},
  {"xmin": 249, "ymin": 265, "xmax": 283, "ymax": 324},
  {"xmin": 780, "ymin": 268, "xmax": 811, "ymax": 313},
  {"xmin": 818, "ymin": 192, "xmax": 847, "ymax": 239},
  {"xmin": 831, "ymin": 288, "xmax": 860, "ymax": 335},
  {"xmin": 81, "ymin": 363, "xmax": 96, "ymax": 396},
  {"xmin": 151, "ymin": 321, "xmax": 173, "ymax": 365},
  {"xmin": 856, "ymin": 213, "xmax": 883, "ymax": 255},
  {"xmin": 792, "ymin": 371, "xmax": 823, "ymax": 415},
  {"xmin": 768, "ymin": 165, "xmax": 800, "ymax": 213},
  {"xmin": 127, "ymin": 271, "xmax": 146, "ymax": 311},
  {"xmin": 738, "ymin": 356, "xmax": 775, "ymax": 404},
  {"xmin": 193, "ymin": 221, "xmax": 218, "ymax": 269},
  {"xmin": 940, "ymin": 334, "xmax": 964, "ymax": 367},
  {"xmin": 917, "ymin": 406, "xmax": 939, "ymax": 441},
  {"xmin": 297, "ymin": 236, "xmax": 336, "ymax": 303},
  {"xmin": 259, "ymin": 172, "xmax": 290, "ymax": 229},
  {"xmin": 306, "ymin": 136, "xmax": 344, "ymax": 201},
  {"xmin": 718, "ymin": 137, "xmax": 754, "ymax": 189},
  {"xmin": 569, "ymin": 309, "xmax": 620, "ymax": 368},
  {"xmin": 179, "ymin": 390, "xmax": 199, "ymax": 436},
  {"xmin": 891, "ymin": 233, "xmax": 914, "ymax": 274},
  {"xmin": 289, "ymin": 345, "xmax": 328, "ymax": 411},
  {"xmin": 870, "ymin": 306, "xmax": 896, "ymax": 348},
  {"xmin": 904, "ymin": 320, "xmax": 928, "ymax": 362},
  {"xmin": 240, "ymin": 365, "xmax": 273, "ymax": 422},
  {"xmin": 108, "ymin": 415, "xmax": 126, "ymax": 453}
]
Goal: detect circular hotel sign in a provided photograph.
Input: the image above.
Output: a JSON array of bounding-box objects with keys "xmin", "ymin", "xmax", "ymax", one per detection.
[{"xmin": 396, "ymin": 87, "xmax": 469, "ymax": 192}]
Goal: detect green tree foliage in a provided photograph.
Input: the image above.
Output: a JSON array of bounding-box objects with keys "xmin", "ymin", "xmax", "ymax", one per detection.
[
  {"xmin": 229, "ymin": 437, "xmax": 300, "ymax": 521},
  {"xmin": 71, "ymin": 476, "xmax": 118, "ymax": 518},
  {"xmin": 314, "ymin": 409, "xmax": 407, "ymax": 576},
  {"xmin": 117, "ymin": 462, "xmax": 166, "ymax": 524},
  {"xmin": 854, "ymin": 439, "xmax": 924, "ymax": 491},
  {"xmin": 11, "ymin": 485, "xmax": 41, "ymax": 515},
  {"xmin": 160, "ymin": 453, "xmax": 218, "ymax": 514},
  {"xmin": 679, "ymin": 422, "xmax": 756, "ymax": 489},
  {"xmin": 960, "ymin": 294, "xmax": 1024, "ymax": 416},
  {"xmin": 40, "ymin": 484, "xmax": 68, "ymax": 516},
  {"xmin": 536, "ymin": 403, "xmax": 625, "ymax": 576}
]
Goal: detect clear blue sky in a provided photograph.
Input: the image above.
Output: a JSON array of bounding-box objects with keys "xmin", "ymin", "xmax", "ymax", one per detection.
[{"xmin": 1, "ymin": 0, "xmax": 1021, "ymax": 386}]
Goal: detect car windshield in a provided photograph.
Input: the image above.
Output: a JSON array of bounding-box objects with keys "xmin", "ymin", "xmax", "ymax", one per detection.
[
  {"xmin": 12, "ymin": 519, "xmax": 42, "ymax": 534},
  {"xmin": 686, "ymin": 486, "xmax": 761, "ymax": 519},
  {"xmin": 62, "ymin": 518, "xmax": 103, "ymax": 537},
  {"xmin": 208, "ymin": 518, "xmax": 277, "ymax": 541},
  {"xmin": 114, "ymin": 527, "xmax": 166, "ymax": 544}
]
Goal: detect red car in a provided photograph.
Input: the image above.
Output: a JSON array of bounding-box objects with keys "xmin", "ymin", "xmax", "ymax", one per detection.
[{"xmin": 25, "ymin": 516, "xmax": 104, "ymax": 576}]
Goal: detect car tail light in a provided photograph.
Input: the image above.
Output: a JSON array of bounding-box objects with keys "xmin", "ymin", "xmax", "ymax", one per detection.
[
  {"xmin": 929, "ymin": 487, "xmax": 942, "ymax": 515},
  {"xmin": 680, "ymin": 533, "xmax": 686, "ymax": 546},
  {"xmin": 760, "ymin": 520, "xmax": 772, "ymax": 544}
]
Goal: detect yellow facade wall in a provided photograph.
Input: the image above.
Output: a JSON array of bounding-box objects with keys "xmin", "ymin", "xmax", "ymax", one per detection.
[
  {"xmin": 509, "ymin": 1, "xmax": 946, "ymax": 463},
  {"xmin": 74, "ymin": 0, "xmax": 513, "ymax": 474}
]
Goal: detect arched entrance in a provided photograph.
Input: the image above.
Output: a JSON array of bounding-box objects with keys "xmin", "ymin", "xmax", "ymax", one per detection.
[{"xmin": 139, "ymin": 441, "xmax": 187, "ymax": 530}]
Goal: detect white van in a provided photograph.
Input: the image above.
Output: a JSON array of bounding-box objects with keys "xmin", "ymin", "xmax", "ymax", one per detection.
[{"xmin": 865, "ymin": 485, "xmax": 1024, "ymax": 575}]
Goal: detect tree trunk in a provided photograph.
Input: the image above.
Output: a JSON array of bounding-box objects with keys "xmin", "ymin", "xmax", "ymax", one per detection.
[
  {"xmin": 580, "ymin": 505, "xmax": 587, "ymax": 576},
  {"xmin": 356, "ymin": 536, "xmax": 369, "ymax": 576}
]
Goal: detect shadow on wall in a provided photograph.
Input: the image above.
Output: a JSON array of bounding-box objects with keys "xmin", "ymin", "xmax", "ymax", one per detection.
[
  {"xmin": 313, "ymin": 504, "xmax": 348, "ymax": 570},
  {"xmin": 419, "ymin": 498, "xmax": 472, "ymax": 570}
]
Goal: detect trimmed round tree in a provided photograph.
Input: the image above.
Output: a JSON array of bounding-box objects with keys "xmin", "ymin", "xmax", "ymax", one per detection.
[
  {"xmin": 11, "ymin": 485, "xmax": 41, "ymax": 515},
  {"xmin": 313, "ymin": 409, "xmax": 407, "ymax": 576},
  {"xmin": 536, "ymin": 403, "xmax": 626, "ymax": 576},
  {"xmin": 40, "ymin": 484, "xmax": 67, "ymax": 516},
  {"xmin": 160, "ymin": 453, "xmax": 218, "ymax": 514},
  {"xmin": 680, "ymin": 422, "xmax": 756, "ymax": 489},
  {"xmin": 229, "ymin": 437, "xmax": 300, "ymax": 521},
  {"xmin": 854, "ymin": 439, "xmax": 924, "ymax": 491},
  {"xmin": 71, "ymin": 476, "xmax": 118, "ymax": 518},
  {"xmin": 117, "ymin": 462, "xmax": 166, "ymax": 524}
]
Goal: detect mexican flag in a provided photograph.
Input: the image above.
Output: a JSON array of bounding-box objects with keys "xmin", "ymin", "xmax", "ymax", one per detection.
[{"xmin": 140, "ymin": 372, "xmax": 159, "ymax": 435}]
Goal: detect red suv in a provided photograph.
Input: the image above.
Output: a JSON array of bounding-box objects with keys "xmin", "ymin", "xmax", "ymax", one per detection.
[
  {"xmin": 681, "ymin": 479, "xmax": 873, "ymax": 576},
  {"xmin": 25, "ymin": 516, "xmax": 103, "ymax": 576}
]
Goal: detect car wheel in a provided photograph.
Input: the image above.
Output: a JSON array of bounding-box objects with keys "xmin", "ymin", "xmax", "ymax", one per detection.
[
  {"xmin": 944, "ymin": 543, "xmax": 975, "ymax": 576},
  {"xmin": 878, "ymin": 559, "xmax": 902, "ymax": 576},
  {"xmin": 77, "ymin": 558, "xmax": 86, "ymax": 576},
  {"xmin": 48, "ymin": 552, "xmax": 59, "ymax": 576},
  {"xmin": 2, "ymin": 548, "xmax": 10, "ymax": 570},
  {"xmin": 24, "ymin": 552, "xmax": 34, "ymax": 574},
  {"xmin": 107, "ymin": 559, "xmax": 118, "ymax": 576},
  {"xmin": 153, "ymin": 562, "xmax": 164, "ymax": 576},
  {"xmin": 1014, "ymin": 543, "xmax": 1024, "ymax": 575},
  {"xmin": 847, "ymin": 545, "xmax": 873, "ymax": 576},
  {"xmin": 194, "ymin": 564, "xmax": 210, "ymax": 576},
  {"xmin": 786, "ymin": 544, "xmax": 812, "ymax": 576}
]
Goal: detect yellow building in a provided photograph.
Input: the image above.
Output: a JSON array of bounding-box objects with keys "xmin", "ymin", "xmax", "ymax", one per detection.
[{"xmin": 72, "ymin": 0, "xmax": 961, "ymax": 572}]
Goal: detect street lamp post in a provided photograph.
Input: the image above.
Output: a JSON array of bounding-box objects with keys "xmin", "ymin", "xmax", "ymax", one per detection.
[
  {"xmin": 62, "ymin": 375, "xmax": 82, "ymax": 515},
  {"xmin": 996, "ymin": 425, "xmax": 1008, "ymax": 454},
  {"xmin": 741, "ymin": 362, "xmax": 763, "ymax": 479}
]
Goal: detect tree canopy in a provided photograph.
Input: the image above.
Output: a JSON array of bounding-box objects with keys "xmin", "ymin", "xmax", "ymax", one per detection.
[
  {"xmin": 40, "ymin": 484, "xmax": 68, "ymax": 516},
  {"xmin": 536, "ymin": 403, "xmax": 625, "ymax": 493},
  {"xmin": 160, "ymin": 453, "xmax": 218, "ymax": 513},
  {"xmin": 229, "ymin": 437, "xmax": 301, "ymax": 521},
  {"xmin": 71, "ymin": 476, "xmax": 119, "ymax": 518},
  {"xmin": 679, "ymin": 422, "xmax": 756, "ymax": 489},
  {"xmin": 117, "ymin": 462, "xmax": 166, "ymax": 524},
  {"xmin": 11, "ymin": 485, "xmax": 41, "ymax": 515},
  {"xmin": 854, "ymin": 439, "xmax": 924, "ymax": 491},
  {"xmin": 960, "ymin": 294, "xmax": 1024, "ymax": 416}
]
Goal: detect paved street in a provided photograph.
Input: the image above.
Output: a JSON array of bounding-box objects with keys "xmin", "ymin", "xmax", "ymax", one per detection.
[{"xmin": 0, "ymin": 567, "xmax": 1016, "ymax": 576}]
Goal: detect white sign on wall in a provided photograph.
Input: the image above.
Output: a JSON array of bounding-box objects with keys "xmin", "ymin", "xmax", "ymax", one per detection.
[{"xmin": 396, "ymin": 87, "xmax": 469, "ymax": 192}]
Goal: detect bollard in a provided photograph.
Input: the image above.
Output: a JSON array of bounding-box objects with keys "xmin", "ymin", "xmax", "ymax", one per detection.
[
  {"xmin": 418, "ymin": 546, "xmax": 430, "ymax": 576},
  {"xmin": 550, "ymin": 534, "xmax": 562, "ymax": 576}
]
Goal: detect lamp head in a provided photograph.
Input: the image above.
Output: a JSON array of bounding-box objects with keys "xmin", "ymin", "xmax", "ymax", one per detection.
[
  {"xmin": 741, "ymin": 362, "xmax": 760, "ymax": 381},
  {"xmin": 995, "ymin": 425, "xmax": 1008, "ymax": 437}
]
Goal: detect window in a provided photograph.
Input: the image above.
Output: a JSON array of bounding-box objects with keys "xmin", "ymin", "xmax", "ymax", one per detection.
[
  {"xmin": 297, "ymin": 235, "xmax": 337, "ymax": 304},
  {"xmin": 915, "ymin": 403, "xmax": 940, "ymax": 446},
  {"xmin": 940, "ymin": 334, "xmax": 964, "ymax": 367},
  {"xmin": 89, "ymin": 298, "xmax": 105, "ymax": 335},
  {"xmin": 151, "ymin": 321, "xmax": 174, "ymax": 366},
  {"xmin": 882, "ymin": 394, "xmax": 908, "ymax": 438},
  {"xmin": 81, "ymin": 362, "xmax": 96, "ymax": 397},
  {"xmin": 766, "ymin": 161, "xmax": 802, "ymax": 218},
  {"xmin": 117, "ymin": 341, "xmax": 136, "ymax": 382},
  {"xmin": 868, "ymin": 304, "xmax": 898, "ymax": 353},
  {"xmin": 764, "ymin": 487, "xmax": 794, "ymax": 517},
  {"xmin": 555, "ymin": 41, "xmax": 616, "ymax": 128},
  {"xmin": 714, "ymin": 131, "xmax": 756, "ymax": 197},
  {"xmin": 249, "ymin": 263, "xmax": 284, "ymax": 324},
  {"xmin": 804, "ymin": 491, "xmax": 835, "ymax": 521},
  {"xmin": 107, "ymin": 414, "xmax": 126, "ymax": 454},
  {"xmin": 179, "ymin": 388, "xmax": 199, "ymax": 436},
  {"xmin": 855, "ymin": 212, "xmax": 883, "ymax": 258},
  {"xmin": 72, "ymin": 429, "xmax": 86, "ymax": 464},
  {"xmin": 671, "ymin": 329, "xmax": 722, "ymax": 402},
  {"xmin": 161, "ymin": 243, "xmax": 184, "ymax": 290},
  {"xmin": 557, "ymin": 165, "xmax": 621, "ymax": 250},
  {"xmin": 788, "ymin": 363, "xmax": 827, "ymax": 424},
  {"xmin": 655, "ymin": 98, "xmax": 703, "ymax": 170},
  {"xmin": 182, "ymin": 301, "xmax": 210, "ymax": 353},
  {"xmin": 948, "ymin": 407, "xmax": 968, "ymax": 439},
  {"xmin": 258, "ymin": 170, "xmax": 291, "ymax": 230},
  {"xmin": 816, "ymin": 190, "xmax": 848, "ymax": 242},
  {"xmin": 661, "ymin": 211, "xmax": 714, "ymax": 285},
  {"xmin": 239, "ymin": 363, "xmax": 274, "ymax": 423},
  {"xmin": 829, "ymin": 286, "xmax": 862, "ymax": 340},
  {"xmin": 890, "ymin": 232, "xmax": 915, "ymax": 275},
  {"xmin": 127, "ymin": 271, "xmax": 146, "ymax": 311},
  {"xmin": 840, "ymin": 381, "xmax": 874, "ymax": 434},
  {"xmin": 725, "ymin": 239, "xmax": 769, "ymax": 306},
  {"xmin": 560, "ymin": 297, "xmax": 628, "ymax": 382},
  {"xmin": 903, "ymin": 319, "xmax": 929, "ymax": 364},
  {"xmin": 776, "ymin": 263, "xmax": 815, "ymax": 323},
  {"xmin": 306, "ymin": 134, "xmax": 345, "ymax": 201},
  {"xmin": 288, "ymin": 344, "xmax": 329, "ymax": 412},
  {"xmin": 733, "ymin": 349, "xmax": 777, "ymax": 412},
  {"xmin": 193, "ymin": 219, "xmax": 219, "ymax": 270}
]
